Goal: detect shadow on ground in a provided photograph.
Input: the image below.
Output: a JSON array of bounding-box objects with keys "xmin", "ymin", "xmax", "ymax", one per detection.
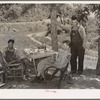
[{"xmin": 1, "ymin": 69, "xmax": 100, "ymax": 89}]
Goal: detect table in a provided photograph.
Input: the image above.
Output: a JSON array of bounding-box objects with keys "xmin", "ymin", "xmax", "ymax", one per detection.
[{"xmin": 26, "ymin": 51, "xmax": 57, "ymax": 75}]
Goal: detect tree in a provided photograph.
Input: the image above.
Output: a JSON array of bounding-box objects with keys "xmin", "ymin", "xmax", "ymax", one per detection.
[
  {"xmin": 45, "ymin": 4, "xmax": 73, "ymax": 51},
  {"xmin": 21, "ymin": 4, "xmax": 36, "ymax": 15},
  {"xmin": 72, "ymin": 4, "xmax": 89, "ymax": 29},
  {"xmin": 51, "ymin": 4, "xmax": 58, "ymax": 51},
  {"xmin": 4, "ymin": 4, "xmax": 22, "ymax": 20},
  {"xmin": 89, "ymin": 4, "xmax": 100, "ymax": 75}
]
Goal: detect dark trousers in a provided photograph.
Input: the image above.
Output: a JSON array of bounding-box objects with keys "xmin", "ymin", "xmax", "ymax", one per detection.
[
  {"xmin": 21, "ymin": 58, "xmax": 31, "ymax": 77},
  {"xmin": 70, "ymin": 44, "xmax": 85, "ymax": 74}
]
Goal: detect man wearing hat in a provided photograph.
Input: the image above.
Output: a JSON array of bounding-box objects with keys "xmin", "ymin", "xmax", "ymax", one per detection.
[
  {"xmin": 70, "ymin": 16, "xmax": 86, "ymax": 75},
  {"xmin": 57, "ymin": 16, "xmax": 86, "ymax": 75}
]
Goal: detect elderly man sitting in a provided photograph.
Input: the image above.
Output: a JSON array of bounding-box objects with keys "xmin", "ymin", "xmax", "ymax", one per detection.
[{"xmin": 32, "ymin": 50, "xmax": 72, "ymax": 83}]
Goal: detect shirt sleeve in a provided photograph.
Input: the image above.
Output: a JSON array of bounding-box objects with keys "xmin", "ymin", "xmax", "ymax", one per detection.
[{"xmin": 79, "ymin": 25, "xmax": 87, "ymax": 46}]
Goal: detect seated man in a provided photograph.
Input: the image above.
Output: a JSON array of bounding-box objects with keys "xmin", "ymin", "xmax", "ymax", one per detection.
[
  {"xmin": 3, "ymin": 39, "xmax": 29, "ymax": 80},
  {"xmin": 3, "ymin": 39, "xmax": 20, "ymax": 65},
  {"xmin": 32, "ymin": 50, "xmax": 72, "ymax": 83}
]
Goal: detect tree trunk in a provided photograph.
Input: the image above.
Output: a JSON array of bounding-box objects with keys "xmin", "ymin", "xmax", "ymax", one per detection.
[
  {"xmin": 96, "ymin": 35, "xmax": 100, "ymax": 75},
  {"xmin": 51, "ymin": 5, "xmax": 58, "ymax": 52}
]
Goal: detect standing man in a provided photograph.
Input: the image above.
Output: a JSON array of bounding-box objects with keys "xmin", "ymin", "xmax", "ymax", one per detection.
[
  {"xmin": 56, "ymin": 15, "xmax": 86, "ymax": 75},
  {"xmin": 70, "ymin": 16, "xmax": 86, "ymax": 75}
]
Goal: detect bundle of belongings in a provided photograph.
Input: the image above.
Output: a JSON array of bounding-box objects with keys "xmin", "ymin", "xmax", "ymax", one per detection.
[{"xmin": 32, "ymin": 49, "xmax": 72, "ymax": 83}]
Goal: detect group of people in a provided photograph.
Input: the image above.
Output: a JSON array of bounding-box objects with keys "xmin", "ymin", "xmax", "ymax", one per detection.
[
  {"xmin": 0, "ymin": 15, "xmax": 87, "ymax": 85},
  {"xmin": 32, "ymin": 15, "xmax": 87, "ymax": 83}
]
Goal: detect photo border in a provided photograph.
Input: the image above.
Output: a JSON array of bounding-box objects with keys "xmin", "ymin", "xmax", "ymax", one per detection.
[{"xmin": 0, "ymin": 0, "xmax": 100, "ymax": 99}]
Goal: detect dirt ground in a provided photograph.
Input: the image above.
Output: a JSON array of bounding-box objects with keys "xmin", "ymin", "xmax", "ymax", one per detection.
[
  {"xmin": 1, "ymin": 69, "xmax": 100, "ymax": 89},
  {"xmin": 0, "ymin": 21, "xmax": 99, "ymax": 89}
]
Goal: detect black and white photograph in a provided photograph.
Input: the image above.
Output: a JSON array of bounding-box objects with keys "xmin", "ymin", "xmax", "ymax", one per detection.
[{"xmin": 0, "ymin": 2, "xmax": 99, "ymax": 90}]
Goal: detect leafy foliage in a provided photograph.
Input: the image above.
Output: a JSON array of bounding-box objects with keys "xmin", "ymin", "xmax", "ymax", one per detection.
[
  {"xmin": 90, "ymin": 4, "xmax": 100, "ymax": 18},
  {"xmin": 4, "ymin": 4, "xmax": 22, "ymax": 20},
  {"xmin": 72, "ymin": 4, "xmax": 90, "ymax": 28},
  {"xmin": 89, "ymin": 4, "xmax": 100, "ymax": 29}
]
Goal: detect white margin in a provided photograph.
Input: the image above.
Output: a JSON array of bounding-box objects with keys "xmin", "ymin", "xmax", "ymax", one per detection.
[
  {"xmin": 0, "ymin": 1, "xmax": 99, "ymax": 4},
  {"xmin": 0, "ymin": 1, "xmax": 100, "ymax": 99}
]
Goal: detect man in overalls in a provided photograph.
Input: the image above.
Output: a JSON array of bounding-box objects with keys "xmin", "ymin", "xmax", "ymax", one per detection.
[
  {"xmin": 70, "ymin": 16, "xmax": 86, "ymax": 75},
  {"xmin": 56, "ymin": 16, "xmax": 86, "ymax": 75}
]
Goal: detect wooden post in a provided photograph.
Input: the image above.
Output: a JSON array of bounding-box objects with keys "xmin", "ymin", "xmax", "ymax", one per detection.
[{"xmin": 51, "ymin": 5, "xmax": 58, "ymax": 52}]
